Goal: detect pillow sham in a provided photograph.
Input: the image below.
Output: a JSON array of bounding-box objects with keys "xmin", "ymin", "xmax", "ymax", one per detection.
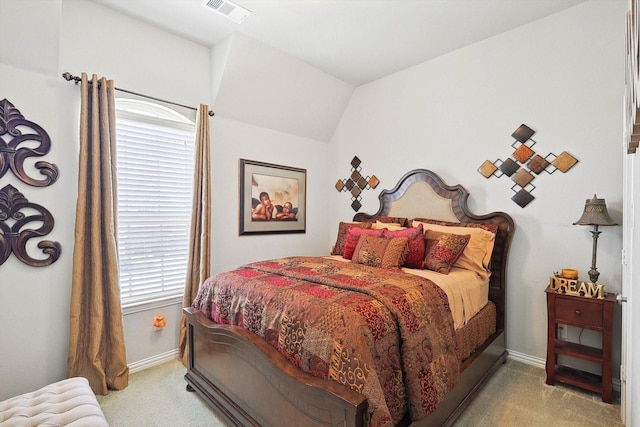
[
  {"xmin": 371, "ymin": 221, "xmax": 404, "ymax": 230},
  {"xmin": 382, "ymin": 223, "xmax": 425, "ymax": 269},
  {"xmin": 343, "ymin": 227, "xmax": 385, "ymax": 260},
  {"xmin": 412, "ymin": 217, "xmax": 499, "ymax": 234},
  {"xmin": 352, "ymin": 235, "xmax": 409, "ymax": 269},
  {"xmin": 362, "ymin": 215, "xmax": 410, "ymax": 227},
  {"xmin": 423, "ymin": 231, "xmax": 471, "ymax": 274},
  {"xmin": 331, "ymin": 222, "xmax": 372, "ymax": 256},
  {"xmin": 415, "ymin": 220, "xmax": 496, "ymax": 278}
]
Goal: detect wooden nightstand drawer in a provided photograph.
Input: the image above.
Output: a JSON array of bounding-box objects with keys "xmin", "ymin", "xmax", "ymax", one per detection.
[{"xmin": 555, "ymin": 297, "xmax": 603, "ymax": 328}]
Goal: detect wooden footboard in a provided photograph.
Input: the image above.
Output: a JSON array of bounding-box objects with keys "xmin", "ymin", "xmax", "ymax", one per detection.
[
  {"xmin": 183, "ymin": 307, "xmax": 367, "ymax": 427},
  {"xmin": 184, "ymin": 306, "xmax": 505, "ymax": 427}
]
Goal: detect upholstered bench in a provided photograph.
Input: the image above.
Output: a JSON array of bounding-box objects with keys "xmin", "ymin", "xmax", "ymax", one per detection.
[{"xmin": 0, "ymin": 377, "xmax": 108, "ymax": 426}]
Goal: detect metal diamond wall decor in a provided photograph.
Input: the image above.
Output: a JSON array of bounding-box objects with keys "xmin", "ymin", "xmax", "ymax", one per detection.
[
  {"xmin": 478, "ymin": 124, "xmax": 578, "ymax": 208},
  {"xmin": 335, "ymin": 156, "xmax": 380, "ymax": 211}
]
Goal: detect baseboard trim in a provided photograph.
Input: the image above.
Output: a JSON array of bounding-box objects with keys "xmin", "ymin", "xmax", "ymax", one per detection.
[
  {"xmin": 128, "ymin": 349, "xmax": 179, "ymax": 373},
  {"xmin": 507, "ymin": 348, "xmax": 621, "ymax": 392},
  {"xmin": 507, "ymin": 349, "xmax": 545, "ymax": 368}
]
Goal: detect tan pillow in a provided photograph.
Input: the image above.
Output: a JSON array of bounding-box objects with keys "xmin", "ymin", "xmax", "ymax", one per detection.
[
  {"xmin": 371, "ymin": 221, "xmax": 404, "ymax": 230},
  {"xmin": 415, "ymin": 220, "xmax": 496, "ymax": 278},
  {"xmin": 351, "ymin": 235, "xmax": 409, "ymax": 269},
  {"xmin": 362, "ymin": 216, "xmax": 410, "ymax": 227}
]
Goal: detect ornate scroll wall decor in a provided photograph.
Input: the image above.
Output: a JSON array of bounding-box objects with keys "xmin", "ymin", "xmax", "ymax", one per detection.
[
  {"xmin": 335, "ymin": 156, "xmax": 380, "ymax": 211},
  {"xmin": 0, "ymin": 184, "xmax": 61, "ymax": 266},
  {"xmin": 478, "ymin": 124, "xmax": 578, "ymax": 208},
  {"xmin": 0, "ymin": 99, "xmax": 60, "ymax": 266},
  {"xmin": 0, "ymin": 99, "xmax": 59, "ymax": 186}
]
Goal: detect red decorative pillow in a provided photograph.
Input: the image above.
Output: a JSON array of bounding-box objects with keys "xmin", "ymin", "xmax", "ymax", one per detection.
[
  {"xmin": 352, "ymin": 235, "xmax": 409, "ymax": 269},
  {"xmin": 331, "ymin": 222, "xmax": 372, "ymax": 256},
  {"xmin": 381, "ymin": 224, "xmax": 425, "ymax": 269},
  {"xmin": 343, "ymin": 227, "xmax": 384, "ymax": 260},
  {"xmin": 423, "ymin": 231, "xmax": 471, "ymax": 274}
]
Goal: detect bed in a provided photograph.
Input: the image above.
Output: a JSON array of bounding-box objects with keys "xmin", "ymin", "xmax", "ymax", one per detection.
[{"xmin": 183, "ymin": 168, "xmax": 514, "ymax": 427}]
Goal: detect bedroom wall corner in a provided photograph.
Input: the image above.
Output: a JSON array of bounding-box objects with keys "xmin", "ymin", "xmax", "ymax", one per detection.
[
  {"xmin": 209, "ymin": 116, "xmax": 330, "ymax": 275},
  {"xmin": 329, "ymin": 0, "xmax": 626, "ymax": 378},
  {"xmin": 211, "ymin": 33, "xmax": 354, "ymax": 142},
  {"xmin": 210, "ymin": 34, "xmax": 234, "ymax": 107}
]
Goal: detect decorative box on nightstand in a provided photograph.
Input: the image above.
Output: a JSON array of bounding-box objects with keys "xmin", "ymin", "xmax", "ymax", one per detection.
[{"xmin": 545, "ymin": 286, "xmax": 616, "ymax": 403}]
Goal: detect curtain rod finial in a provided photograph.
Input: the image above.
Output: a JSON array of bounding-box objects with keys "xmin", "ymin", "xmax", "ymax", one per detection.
[{"xmin": 62, "ymin": 72, "xmax": 80, "ymax": 84}]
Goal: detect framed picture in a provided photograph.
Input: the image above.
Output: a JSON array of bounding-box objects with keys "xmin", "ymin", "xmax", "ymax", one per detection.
[{"xmin": 239, "ymin": 159, "xmax": 306, "ymax": 235}]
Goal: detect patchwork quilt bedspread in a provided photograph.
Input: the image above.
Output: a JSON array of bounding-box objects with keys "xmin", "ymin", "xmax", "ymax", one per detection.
[{"xmin": 192, "ymin": 256, "xmax": 460, "ymax": 427}]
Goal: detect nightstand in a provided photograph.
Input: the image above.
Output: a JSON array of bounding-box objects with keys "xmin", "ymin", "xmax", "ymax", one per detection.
[{"xmin": 545, "ymin": 286, "xmax": 616, "ymax": 403}]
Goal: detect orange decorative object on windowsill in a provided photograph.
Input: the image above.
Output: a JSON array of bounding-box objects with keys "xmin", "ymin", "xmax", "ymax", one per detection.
[{"xmin": 153, "ymin": 315, "xmax": 166, "ymax": 329}]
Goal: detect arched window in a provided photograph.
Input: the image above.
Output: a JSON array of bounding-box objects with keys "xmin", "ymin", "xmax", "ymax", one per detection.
[{"xmin": 114, "ymin": 98, "xmax": 196, "ymax": 307}]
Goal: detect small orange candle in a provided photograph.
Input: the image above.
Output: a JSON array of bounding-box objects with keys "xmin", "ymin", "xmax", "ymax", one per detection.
[{"xmin": 561, "ymin": 269, "xmax": 578, "ymax": 280}]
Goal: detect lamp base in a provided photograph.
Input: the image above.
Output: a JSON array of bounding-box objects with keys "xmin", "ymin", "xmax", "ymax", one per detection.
[{"xmin": 588, "ymin": 226, "xmax": 601, "ymax": 284}]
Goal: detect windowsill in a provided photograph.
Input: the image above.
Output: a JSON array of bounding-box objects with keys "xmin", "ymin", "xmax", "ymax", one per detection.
[{"xmin": 122, "ymin": 295, "xmax": 183, "ymax": 315}]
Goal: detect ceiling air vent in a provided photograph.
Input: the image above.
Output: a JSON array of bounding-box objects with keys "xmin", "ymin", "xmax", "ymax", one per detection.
[{"xmin": 202, "ymin": 0, "xmax": 252, "ymax": 24}]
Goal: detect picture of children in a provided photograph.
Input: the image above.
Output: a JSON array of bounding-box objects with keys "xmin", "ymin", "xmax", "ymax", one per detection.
[
  {"xmin": 252, "ymin": 191, "xmax": 275, "ymax": 220},
  {"xmin": 240, "ymin": 159, "xmax": 305, "ymax": 235},
  {"xmin": 275, "ymin": 201, "xmax": 297, "ymax": 220},
  {"xmin": 250, "ymin": 173, "xmax": 299, "ymax": 222}
]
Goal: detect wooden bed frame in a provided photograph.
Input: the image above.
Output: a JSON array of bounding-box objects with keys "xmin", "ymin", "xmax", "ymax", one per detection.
[{"xmin": 183, "ymin": 169, "xmax": 515, "ymax": 427}]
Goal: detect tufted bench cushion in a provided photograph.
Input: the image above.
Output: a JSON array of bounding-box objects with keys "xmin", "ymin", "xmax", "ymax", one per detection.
[{"xmin": 0, "ymin": 377, "xmax": 108, "ymax": 426}]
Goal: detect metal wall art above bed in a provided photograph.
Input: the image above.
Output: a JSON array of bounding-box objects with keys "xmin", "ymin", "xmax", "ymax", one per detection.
[
  {"xmin": 478, "ymin": 124, "xmax": 578, "ymax": 208},
  {"xmin": 335, "ymin": 156, "xmax": 380, "ymax": 211},
  {"xmin": 0, "ymin": 99, "xmax": 60, "ymax": 266}
]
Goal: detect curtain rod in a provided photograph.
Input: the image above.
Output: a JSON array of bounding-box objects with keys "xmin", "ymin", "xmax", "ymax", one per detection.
[{"xmin": 62, "ymin": 72, "xmax": 214, "ymax": 117}]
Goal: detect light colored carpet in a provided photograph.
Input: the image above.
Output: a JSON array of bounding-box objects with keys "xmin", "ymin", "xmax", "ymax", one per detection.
[
  {"xmin": 97, "ymin": 358, "xmax": 623, "ymax": 426},
  {"xmin": 97, "ymin": 360, "xmax": 232, "ymax": 427},
  {"xmin": 455, "ymin": 359, "xmax": 623, "ymax": 427}
]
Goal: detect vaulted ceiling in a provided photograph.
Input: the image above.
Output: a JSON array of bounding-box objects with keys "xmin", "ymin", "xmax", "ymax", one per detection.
[{"xmin": 93, "ymin": 0, "xmax": 587, "ymax": 86}]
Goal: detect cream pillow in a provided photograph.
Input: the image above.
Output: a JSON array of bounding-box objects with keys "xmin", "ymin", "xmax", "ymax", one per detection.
[
  {"xmin": 413, "ymin": 220, "xmax": 496, "ymax": 279},
  {"xmin": 371, "ymin": 221, "xmax": 404, "ymax": 230}
]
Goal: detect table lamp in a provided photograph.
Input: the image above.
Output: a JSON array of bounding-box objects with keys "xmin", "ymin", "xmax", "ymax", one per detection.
[{"xmin": 573, "ymin": 195, "xmax": 617, "ymax": 283}]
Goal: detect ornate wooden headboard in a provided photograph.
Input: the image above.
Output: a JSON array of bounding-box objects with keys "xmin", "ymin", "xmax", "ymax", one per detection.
[{"xmin": 353, "ymin": 169, "xmax": 515, "ymax": 332}]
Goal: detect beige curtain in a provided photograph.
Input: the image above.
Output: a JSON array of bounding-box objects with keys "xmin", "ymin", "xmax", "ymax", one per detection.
[
  {"xmin": 179, "ymin": 104, "xmax": 212, "ymax": 366},
  {"xmin": 68, "ymin": 73, "xmax": 128, "ymax": 394}
]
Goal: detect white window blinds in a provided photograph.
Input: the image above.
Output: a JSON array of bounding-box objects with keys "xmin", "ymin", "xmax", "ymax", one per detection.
[{"xmin": 115, "ymin": 99, "xmax": 195, "ymax": 306}]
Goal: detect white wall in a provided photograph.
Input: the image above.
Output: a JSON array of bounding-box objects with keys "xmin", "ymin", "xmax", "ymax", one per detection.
[
  {"xmin": 0, "ymin": 0, "xmax": 342, "ymax": 399},
  {"xmin": 329, "ymin": 0, "xmax": 626, "ymax": 374},
  {"xmin": 0, "ymin": 63, "xmax": 79, "ymax": 399},
  {"xmin": 213, "ymin": 33, "xmax": 354, "ymax": 142},
  {"xmin": 209, "ymin": 117, "xmax": 330, "ymax": 274}
]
